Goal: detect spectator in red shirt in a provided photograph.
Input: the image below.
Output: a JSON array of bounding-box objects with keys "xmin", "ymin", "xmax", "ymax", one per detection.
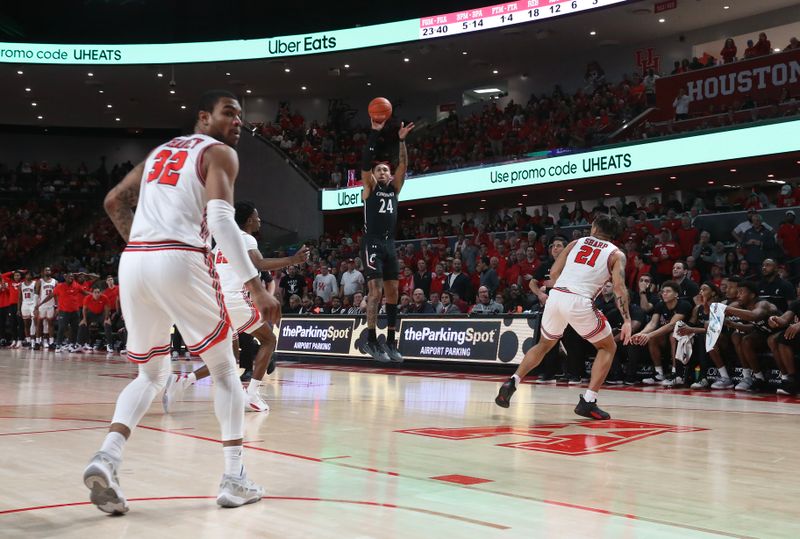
[
  {"xmin": 675, "ymin": 214, "xmax": 699, "ymax": 258},
  {"xmin": 54, "ymin": 273, "xmax": 84, "ymax": 352},
  {"xmin": 662, "ymin": 209, "xmax": 682, "ymax": 235},
  {"xmin": 777, "ymin": 210, "xmax": 800, "ymax": 277},
  {"xmin": 652, "ymin": 229, "xmax": 682, "ymax": 282},
  {"xmin": 78, "ymin": 286, "xmax": 114, "ymax": 352},
  {"xmin": 101, "ymin": 275, "xmax": 119, "ymax": 312},
  {"xmin": 2, "ymin": 270, "xmax": 24, "ymax": 346},
  {"xmin": 517, "ymin": 246, "xmax": 541, "ymax": 284},
  {"xmin": 720, "ymin": 38, "xmax": 737, "ymax": 63},
  {"xmin": 752, "ymin": 32, "xmax": 772, "ymax": 57},
  {"xmin": 776, "ymin": 184, "xmax": 800, "ymax": 208},
  {"xmin": 430, "ymin": 262, "xmax": 447, "ymax": 296}
]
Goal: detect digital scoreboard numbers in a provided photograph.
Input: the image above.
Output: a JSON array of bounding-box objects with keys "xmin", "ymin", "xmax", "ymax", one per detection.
[{"xmin": 419, "ymin": 0, "xmax": 627, "ymax": 39}]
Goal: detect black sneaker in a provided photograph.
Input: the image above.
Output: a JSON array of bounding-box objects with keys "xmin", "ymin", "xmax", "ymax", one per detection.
[
  {"xmin": 266, "ymin": 357, "xmax": 276, "ymax": 376},
  {"xmin": 362, "ymin": 340, "xmax": 390, "ymax": 363},
  {"xmin": 535, "ymin": 374, "xmax": 556, "ymax": 384},
  {"xmin": 777, "ymin": 379, "xmax": 797, "ymax": 396},
  {"xmin": 495, "ymin": 378, "xmax": 517, "ymax": 408},
  {"xmin": 239, "ymin": 370, "xmax": 253, "ymax": 383},
  {"xmin": 574, "ymin": 395, "xmax": 611, "ymax": 420},
  {"xmin": 33, "ymin": 342, "xmax": 42, "ymax": 351},
  {"xmin": 384, "ymin": 341, "xmax": 403, "ymax": 363},
  {"xmin": 750, "ymin": 378, "xmax": 771, "ymax": 393}
]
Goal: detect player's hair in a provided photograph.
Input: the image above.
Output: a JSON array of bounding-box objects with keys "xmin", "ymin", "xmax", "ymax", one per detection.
[
  {"xmin": 234, "ymin": 201, "xmax": 256, "ymax": 227},
  {"xmin": 661, "ymin": 280, "xmax": 680, "ymax": 294},
  {"xmin": 593, "ymin": 213, "xmax": 622, "ymax": 239},
  {"xmin": 738, "ymin": 280, "xmax": 759, "ymax": 296},
  {"xmin": 197, "ymin": 90, "xmax": 237, "ymax": 115},
  {"xmin": 550, "ymin": 236, "xmax": 568, "ymax": 248},
  {"xmin": 674, "ymin": 260, "xmax": 688, "ymax": 271},
  {"xmin": 92, "ymin": 286, "xmax": 101, "ymax": 291},
  {"xmin": 702, "ymin": 281, "xmax": 722, "ymax": 299},
  {"xmin": 639, "ymin": 273, "xmax": 653, "ymax": 281}
]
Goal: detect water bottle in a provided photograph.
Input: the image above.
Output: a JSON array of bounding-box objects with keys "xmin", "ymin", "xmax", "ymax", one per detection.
[{"xmin": 694, "ymin": 364, "xmax": 702, "ymax": 383}]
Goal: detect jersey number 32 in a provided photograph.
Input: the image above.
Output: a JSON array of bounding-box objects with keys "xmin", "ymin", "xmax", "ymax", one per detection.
[{"xmin": 147, "ymin": 149, "xmax": 188, "ymax": 186}]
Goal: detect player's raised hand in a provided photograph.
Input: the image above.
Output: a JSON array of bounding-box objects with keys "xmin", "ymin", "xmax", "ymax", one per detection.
[
  {"xmin": 291, "ymin": 245, "xmax": 310, "ymax": 265},
  {"xmin": 398, "ymin": 122, "xmax": 415, "ymax": 140},
  {"xmin": 370, "ymin": 118, "xmax": 386, "ymax": 131}
]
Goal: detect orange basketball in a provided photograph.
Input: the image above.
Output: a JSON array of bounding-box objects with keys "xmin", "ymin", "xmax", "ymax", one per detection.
[{"xmin": 368, "ymin": 97, "xmax": 392, "ymax": 122}]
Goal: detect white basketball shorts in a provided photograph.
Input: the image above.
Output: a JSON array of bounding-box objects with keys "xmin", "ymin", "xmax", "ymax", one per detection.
[
  {"xmin": 223, "ymin": 288, "xmax": 263, "ymax": 337},
  {"xmin": 119, "ymin": 242, "xmax": 231, "ymax": 363},
  {"xmin": 38, "ymin": 303, "xmax": 55, "ymax": 319},
  {"xmin": 540, "ymin": 287, "xmax": 611, "ymax": 343},
  {"xmin": 21, "ymin": 303, "xmax": 36, "ymax": 318}
]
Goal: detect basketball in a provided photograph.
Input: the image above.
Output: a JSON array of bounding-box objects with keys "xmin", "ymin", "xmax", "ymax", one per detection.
[{"xmin": 368, "ymin": 97, "xmax": 392, "ymax": 122}]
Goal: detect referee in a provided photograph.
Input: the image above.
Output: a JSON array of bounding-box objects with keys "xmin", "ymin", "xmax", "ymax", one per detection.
[{"xmin": 359, "ymin": 116, "xmax": 414, "ymax": 362}]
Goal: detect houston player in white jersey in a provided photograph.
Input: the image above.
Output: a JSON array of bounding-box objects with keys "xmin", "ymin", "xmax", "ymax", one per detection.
[
  {"xmin": 495, "ymin": 214, "xmax": 631, "ymax": 419},
  {"xmin": 83, "ymin": 90, "xmax": 281, "ymax": 515},
  {"xmin": 162, "ymin": 201, "xmax": 309, "ymax": 413},
  {"xmin": 18, "ymin": 271, "xmax": 38, "ymax": 348},
  {"xmin": 34, "ymin": 266, "xmax": 57, "ymax": 350}
]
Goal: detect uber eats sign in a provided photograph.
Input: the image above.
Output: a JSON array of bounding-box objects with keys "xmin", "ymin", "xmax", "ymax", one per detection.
[{"xmin": 322, "ymin": 119, "xmax": 800, "ymax": 211}]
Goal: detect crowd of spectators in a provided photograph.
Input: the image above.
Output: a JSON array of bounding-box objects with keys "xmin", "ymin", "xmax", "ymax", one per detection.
[{"xmin": 256, "ymin": 65, "xmax": 650, "ymax": 187}]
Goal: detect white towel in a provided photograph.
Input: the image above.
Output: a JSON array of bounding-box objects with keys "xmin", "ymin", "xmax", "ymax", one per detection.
[
  {"xmin": 673, "ymin": 321, "xmax": 694, "ymax": 365},
  {"xmin": 706, "ymin": 302, "xmax": 727, "ymax": 352}
]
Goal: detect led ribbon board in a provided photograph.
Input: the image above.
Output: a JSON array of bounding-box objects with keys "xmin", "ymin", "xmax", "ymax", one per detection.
[
  {"xmin": 0, "ymin": 0, "xmax": 625, "ymax": 64},
  {"xmin": 321, "ymin": 119, "xmax": 800, "ymax": 211}
]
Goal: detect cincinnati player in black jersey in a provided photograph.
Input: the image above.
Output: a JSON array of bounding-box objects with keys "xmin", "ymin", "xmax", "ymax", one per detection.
[{"xmin": 360, "ymin": 116, "xmax": 414, "ymax": 362}]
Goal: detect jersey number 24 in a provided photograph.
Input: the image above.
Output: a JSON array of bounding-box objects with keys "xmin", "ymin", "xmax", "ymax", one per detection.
[{"xmin": 378, "ymin": 199, "xmax": 394, "ymax": 214}]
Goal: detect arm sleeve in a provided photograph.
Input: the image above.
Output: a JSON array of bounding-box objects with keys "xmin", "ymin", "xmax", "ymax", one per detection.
[
  {"xmin": 206, "ymin": 199, "xmax": 259, "ymax": 285},
  {"xmin": 361, "ymin": 131, "xmax": 380, "ymax": 172}
]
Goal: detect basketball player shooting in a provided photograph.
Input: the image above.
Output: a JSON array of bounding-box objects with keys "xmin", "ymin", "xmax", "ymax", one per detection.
[
  {"xmin": 83, "ymin": 90, "xmax": 281, "ymax": 514},
  {"xmin": 360, "ymin": 104, "xmax": 414, "ymax": 362},
  {"xmin": 495, "ymin": 214, "xmax": 631, "ymax": 419}
]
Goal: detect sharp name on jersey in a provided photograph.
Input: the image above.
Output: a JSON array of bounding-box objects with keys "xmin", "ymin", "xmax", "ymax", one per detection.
[
  {"xmin": 128, "ymin": 134, "xmax": 225, "ymax": 249},
  {"xmin": 213, "ymin": 230, "xmax": 259, "ymax": 294},
  {"xmin": 363, "ymin": 182, "xmax": 397, "ymax": 238},
  {"xmin": 555, "ymin": 237, "xmax": 619, "ymax": 299}
]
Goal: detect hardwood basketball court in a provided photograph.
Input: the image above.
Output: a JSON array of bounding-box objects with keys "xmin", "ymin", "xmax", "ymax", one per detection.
[{"xmin": 1, "ymin": 348, "xmax": 797, "ymax": 538}]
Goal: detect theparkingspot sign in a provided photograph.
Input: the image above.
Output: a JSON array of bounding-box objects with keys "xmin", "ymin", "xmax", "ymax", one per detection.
[{"xmin": 321, "ymin": 119, "xmax": 800, "ymax": 211}]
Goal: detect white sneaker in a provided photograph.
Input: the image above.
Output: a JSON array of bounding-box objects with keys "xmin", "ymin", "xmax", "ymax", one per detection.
[
  {"xmin": 83, "ymin": 344, "xmax": 93, "ymax": 352},
  {"xmin": 162, "ymin": 374, "xmax": 190, "ymax": 413},
  {"xmin": 642, "ymin": 374, "xmax": 665, "ymax": 385},
  {"xmin": 55, "ymin": 346, "xmax": 63, "ymax": 353},
  {"xmin": 83, "ymin": 451, "xmax": 129, "ymax": 515},
  {"xmin": 734, "ymin": 377, "xmax": 753, "ymax": 391},
  {"xmin": 690, "ymin": 378, "xmax": 710, "ymax": 389},
  {"xmin": 216, "ymin": 472, "xmax": 265, "ymax": 508},
  {"xmin": 120, "ymin": 348, "xmax": 127, "ymax": 355},
  {"xmin": 184, "ymin": 351, "xmax": 192, "ymax": 358},
  {"xmin": 245, "ymin": 390, "xmax": 270, "ymax": 414},
  {"xmin": 712, "ymin": 377, "xmax": 735, "ymax": 390},
  {"xmin": 171, "ymin": 351, "xmax": 179, "ymax": 359},
  {"xmin": 10, "ymin": 340, "xmax": 19, "ymax": 349},
  {"xmin": 106, "ymin": 345, "xmax": 114, "ymax": 354}
]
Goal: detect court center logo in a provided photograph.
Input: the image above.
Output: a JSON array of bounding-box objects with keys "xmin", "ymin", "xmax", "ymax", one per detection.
[{"xmin": 397, "ymin": 420, "xmax": 707, "ymax": 456}]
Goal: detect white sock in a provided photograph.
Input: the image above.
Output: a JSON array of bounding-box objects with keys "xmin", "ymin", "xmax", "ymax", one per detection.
[
  {"xmin": 743, "ymin": 368, "xmax": 753, "ymax": 379},
  {"xmin": 512, "ymin": 374, "xmax": 521, "ymax": 385},
  {"xmin": 718, "ymin": 366, "xmax": 729, "ymax": 379},
  {"xmin": 100, "ymin": 431, "xmax": 126, "ymax": 461},
  {"xmin": 247, "ymin": 378, "xmax": 261, "ymax": 395},
  {"xmin": 186, "ymin": 372, "xmax": 197, "ymax": 385},
  {"xmin": 584, "ymin": 389, "xmax": 598, "ymax": 403},
  {"xmin": 223, "ymin": 445, "xmax": 243, "ymax": 476},
  {"xmin": 655, "ymin": 366, "xmax": 664, "ymax": 375},
  {"xmin": 754, "ymin": 371, "xmax": 765, "ymax": 381}
]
